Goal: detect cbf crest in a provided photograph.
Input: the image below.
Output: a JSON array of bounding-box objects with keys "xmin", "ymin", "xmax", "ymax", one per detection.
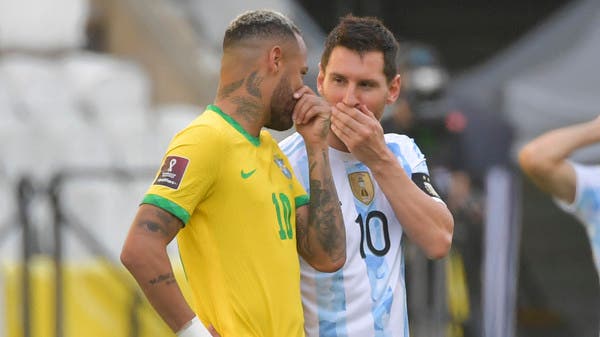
[
  {"xmin": 274, "ymin": 154, "xmax": 292, "ymax": 179},
  {"xmin": 349, "ymin": 171, "xmax": 374, "ymax": 205}
]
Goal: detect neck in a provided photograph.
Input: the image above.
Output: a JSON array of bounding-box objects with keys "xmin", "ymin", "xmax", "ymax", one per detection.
[
  {"xmin": 215, "ymin": 63, "xmax": 268, "ymax": 138},
  {"xmin": 213, "ymin": 97, "xmax": 265, "ymax": 138}
]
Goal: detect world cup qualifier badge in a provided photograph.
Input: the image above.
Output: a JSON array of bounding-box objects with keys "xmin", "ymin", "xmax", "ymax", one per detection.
[{"xmin": 154, "ymin": 156, "xmax": 189, "ymax": 189}]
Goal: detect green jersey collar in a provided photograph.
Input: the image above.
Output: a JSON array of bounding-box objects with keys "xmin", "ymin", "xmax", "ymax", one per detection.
[{"xmin": 207, "ymin": 104, "xmax": 260, "ymax": 146}]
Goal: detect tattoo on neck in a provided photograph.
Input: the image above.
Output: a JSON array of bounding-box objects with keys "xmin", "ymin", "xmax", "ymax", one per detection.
[
  {"xmin": 231, "ymin": 96, "xmax": 262, "ymax": 124},
  {"xmin": 246, "ymin": 71, "xmax": 263, "ymax": 98},
  {"xmin": 149, "ymin": 273, "xmax": 176, "ymax": 286},
  {"xmin": 218, "ymin": 78, "xmax": 244, "ymax": 99}
]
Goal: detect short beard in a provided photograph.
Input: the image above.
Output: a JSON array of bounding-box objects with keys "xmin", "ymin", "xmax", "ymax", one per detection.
[{"xmin": 266, "ymin": 73, "xmax": 296, "ymax": 131}]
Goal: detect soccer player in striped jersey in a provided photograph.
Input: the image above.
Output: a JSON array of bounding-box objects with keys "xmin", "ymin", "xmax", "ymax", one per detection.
[
  {"xmin": 519, "ymin": 116, "xmax": 600, "ymax": 320},
  {"xmin": 280, "ymin": 15, "xmax": 454, "ymax": 337}
]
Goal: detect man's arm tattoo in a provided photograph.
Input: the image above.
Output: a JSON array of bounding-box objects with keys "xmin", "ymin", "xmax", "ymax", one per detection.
[
  {"xmin": 148, "ymin": 273, "xmax": 176, "ymax": 286},
  {"xmin": 308, "ymin": 150, "xmax": 344, "ymax": 258},
  {"xmin": 141, "ymin": 220, "xmax": 170, "ymax": 237},
  {"xmin": 296, "ymin": 211, "xmax": 313, "ymax": 258},
  {"xmin": 138, "ymin": 208, "xmax": 181, "ymax": 238}
]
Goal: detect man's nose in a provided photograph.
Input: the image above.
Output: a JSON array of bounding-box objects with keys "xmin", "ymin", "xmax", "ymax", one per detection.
[{"xmin": 342, "ymin": 85, "xmax": 359, "ymax": 107}]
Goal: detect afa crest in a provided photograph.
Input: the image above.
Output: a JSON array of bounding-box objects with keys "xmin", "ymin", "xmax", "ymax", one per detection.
[{"xmin": 348, "ymin": 171, "xmax": 374, "ymax": 205}]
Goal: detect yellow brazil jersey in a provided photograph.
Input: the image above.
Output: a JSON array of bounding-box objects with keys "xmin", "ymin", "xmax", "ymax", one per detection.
[{"xmin": 142, "ymin": 105, "xmax": 309, "ymax": 337}]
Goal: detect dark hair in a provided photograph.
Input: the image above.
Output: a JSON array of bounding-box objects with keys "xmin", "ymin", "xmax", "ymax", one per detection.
[
  {"xmin": 223, "ymin": 10, "xmax": 301, "ymax": 50},
  {"xmin": 321, "ymin": 15, "xmax": 399, "ymax": 82}
]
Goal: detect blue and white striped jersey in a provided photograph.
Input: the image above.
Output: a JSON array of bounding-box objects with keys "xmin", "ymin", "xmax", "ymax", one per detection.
[
  {"xmin": 280, "ymin": 132, "xmax": 432, "ymax": 337},
  {"xmin": 555, "ymin": 162, "xmax": 600, "ymax": 282}
]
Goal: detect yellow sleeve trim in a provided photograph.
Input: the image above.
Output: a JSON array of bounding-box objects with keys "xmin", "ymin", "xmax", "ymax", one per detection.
[
  {"xmin": 295, "ymin": 195, "xmax": 309, "ymax": 208},
  {"xmin": 142, "ymin": 194, "xmax": 191, "ymax": 225}
]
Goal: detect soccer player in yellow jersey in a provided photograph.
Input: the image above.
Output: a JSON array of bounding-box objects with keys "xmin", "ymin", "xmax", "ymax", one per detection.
[{"xmin": 120, "ymin": 10, "xmax": 345, "ymax": 337}]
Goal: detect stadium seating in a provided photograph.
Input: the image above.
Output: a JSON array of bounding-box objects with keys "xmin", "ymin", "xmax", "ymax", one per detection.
[{"xmin": 0, "ymin": 0, "xmax": 205, "ymax": 335}]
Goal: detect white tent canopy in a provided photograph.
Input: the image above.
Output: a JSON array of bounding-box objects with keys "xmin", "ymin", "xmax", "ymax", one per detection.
[
  {"xmin": 448, "ymin": 0, "xmax": 600, "ymax": 164},
  {"xmin": 505, "ymin": 2, "xmax": 600, "ymax": 162}
]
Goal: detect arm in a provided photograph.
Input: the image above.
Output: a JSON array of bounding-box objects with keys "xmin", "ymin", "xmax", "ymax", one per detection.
[
  {"xmin": 518, "ymin": 115, "xmax": 600, "ymax": 203},
  {"xmin": 331, "ymin": 103, "xmax": 454, "ymax": 259},
  {"xmin": 121, "ymin": 204, "xmax": 217, "ymax": 335},
  {"xmin": 370, "ymin": 155, "xmax": 453, "ymax": 259},
  {"xmin": 293, "ymin": 86, "xmax": 346, "ymax": 272}
]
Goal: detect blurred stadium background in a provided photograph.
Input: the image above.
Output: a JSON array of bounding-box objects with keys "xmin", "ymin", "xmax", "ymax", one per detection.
[{"xmin": 0, "ymin": 0, "xmax": 598, "ymax": 336}]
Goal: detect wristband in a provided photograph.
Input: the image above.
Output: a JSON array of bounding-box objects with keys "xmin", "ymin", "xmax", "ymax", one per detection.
[{"xmin": 176, "ymin": 316, "xmax": 212, "ymax": 337}]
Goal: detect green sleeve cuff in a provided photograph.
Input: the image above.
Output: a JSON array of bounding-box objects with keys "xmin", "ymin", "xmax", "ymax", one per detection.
[
  {"xmin": 295, "ymin": 194, "xmax": 310, "ymax": 208},
  {"xmin": 141, "ymin": 194, "xmax": 190, "ymax": 225}
]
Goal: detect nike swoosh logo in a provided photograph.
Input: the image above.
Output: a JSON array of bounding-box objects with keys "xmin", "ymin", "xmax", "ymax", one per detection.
[{"xmin": 241, "ymin": 169, "xmax": 256, "ymax": 179}]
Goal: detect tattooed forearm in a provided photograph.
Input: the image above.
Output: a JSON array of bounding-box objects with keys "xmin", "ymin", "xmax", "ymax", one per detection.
[
  {"xmin": 148, "ymin": 272, "xmax": 176, "ymax": 286},
  {"xmin": 246, "ymin": 71, "xmax": 263, "ymax": 98},
  {"xmin": 320, "ymin": 118, "xmax": 331, "ymax": 139},
  {"xmin": 309, "ymin": 179, "xmax": 342, "ymax": 254},
  {"xmin": 217, "ymin": 78, "xmax": 244, "ymax": 99},
  {"xmin": 307, "ymin": 149, "xmax": 344, "ymax": 260},
  {"xmin": 296, "ymin": 212, "xmax": 313, "ymax": 258}
]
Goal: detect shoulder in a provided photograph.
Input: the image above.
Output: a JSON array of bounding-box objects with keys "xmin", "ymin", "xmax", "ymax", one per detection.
[
  {"xmin": 384, "ymin": 133, "xmax": 413, "ymax": 145},
  {"xmin": 384, "ymin": 133, "xmax": 424, "ymax": 157},
  {"xmin": 167, "ymin": 115, "xmax": 229, "ymax": 159},
  {"xmin": 278, "ymin": 132, "xmax": 306, "ymax": 158}
]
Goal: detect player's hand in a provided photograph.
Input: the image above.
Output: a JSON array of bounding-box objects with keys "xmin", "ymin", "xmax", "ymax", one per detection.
[
  {"xmin": 330, "ymin": 102, "xmax": 388, "ymax": 165},
  {"xmin": 292, "ymin": 86, "xmax": 331, "ymax": 146}
]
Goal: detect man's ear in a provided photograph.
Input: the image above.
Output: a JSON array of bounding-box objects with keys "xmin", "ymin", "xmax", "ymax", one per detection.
[
  {"xmin": 268, "ymin": 45, "xmax": 283, "ymax": 74},
  {"xmin": 386, "ymin": 74, "xmax": 401, "ymax": 104},
  {"xmin": 317, "ymin": 62, "xmax": 325, "ymax": 95}
]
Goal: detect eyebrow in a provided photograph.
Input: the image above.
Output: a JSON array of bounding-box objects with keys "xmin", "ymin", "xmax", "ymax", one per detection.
[
  {"xmin": 359, "ymin": 79, "xmax": 380, "ymax": 86},
  {"xmin": 329, "ymin": 72, "xmax": 346, "ymax": 79},
  {"xmin": 329, "ymin": 72, "xmax": 379, "ymax": 85}
]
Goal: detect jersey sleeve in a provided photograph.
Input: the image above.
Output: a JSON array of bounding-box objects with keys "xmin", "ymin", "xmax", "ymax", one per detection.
[
  {"xmin": 555, "ymin": 162, "xmax": 600, "ymax": 218},
  {"xmin": 385, "ymin": 134, "xmax": 429, "ymax": 175},
  {"xmin": 386, "ymin": 133, "xmax": 444, "ymax": 202},
  {"xmin": 143, "ymin": 125, "xmax": 224, "ymax": 225}
]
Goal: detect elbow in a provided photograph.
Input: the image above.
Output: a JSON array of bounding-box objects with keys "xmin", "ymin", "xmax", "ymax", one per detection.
[
  {"xmin": 310, "ymin": 254, "xmax": 346, "ymax": 273},
  {"xmin": 518, "ymin": 144, "xmax": 549, "ymax": 177},
  {"xmin": 425, "ymin": 217, "xmax": 454, "ymax": 260},
  {"xmin": 120, "ymin": 246, "xmax": 134, "ymax": 272},
  {"xmin": 120, "ymin": 241, "xmax": 144, "ymax": 273},
  {"xmin": 518, "ymin": 144, "xmax": 536, "ymax": 174},
  {"xmin": 425, "ymin": 233, "xmax": 453, "ymax": 260},
  {"xmin": 324, "ymin": 254, "xmax": 346, "ymax": 272}
]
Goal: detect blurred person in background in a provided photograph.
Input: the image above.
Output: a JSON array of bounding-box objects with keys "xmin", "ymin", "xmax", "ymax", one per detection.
[
  {"xmin": 120, "ymin": 9, "xmax": 345, "ymax": 337},
  {"xmin": 280, "ymin": 15, "xmax": 454, "ymax": 337},
  {"xmin": 382, "ymin": 43, "xmax": 484, "ymax": 337},
  {"xmin": 519, "ymin": 116, "xmax": 600, "ymax": 288}
]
